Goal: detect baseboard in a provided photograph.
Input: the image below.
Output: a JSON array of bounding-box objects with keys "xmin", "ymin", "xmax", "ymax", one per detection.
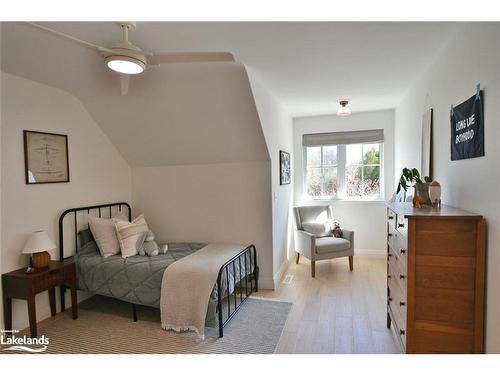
[{"xmin": 354, "ymin": 249, "xmax": 386, "ymax": 257}]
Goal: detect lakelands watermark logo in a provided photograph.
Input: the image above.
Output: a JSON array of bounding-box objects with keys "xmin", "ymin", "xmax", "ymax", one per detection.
[{"xmin": 1, "ymin": 329, "xmax": 49, "ymax": 353}]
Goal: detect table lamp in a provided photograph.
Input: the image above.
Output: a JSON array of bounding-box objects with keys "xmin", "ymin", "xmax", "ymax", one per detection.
[{"xmin": 22, "ymin": 230, "xmax": 56, "ymax": 272}]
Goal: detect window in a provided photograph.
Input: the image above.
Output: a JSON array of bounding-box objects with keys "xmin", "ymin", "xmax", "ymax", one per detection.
[
  {"xmin": 305, "ymin": 146, "xmax": 338, "ymax": 197},
  {"xmin": 303, "ymin": 130, "xmax": 384, "ymax": 200},
  {"xmin": 345, "ymin": 143, "xmax": 381, "ymax": 198}
]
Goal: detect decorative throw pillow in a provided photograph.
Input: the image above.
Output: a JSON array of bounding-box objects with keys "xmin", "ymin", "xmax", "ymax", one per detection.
[
  {"xmin": 332, "ymin": 221, "xmax": 343, "ymax": 238},
  {"xmin": 114, "ymin": 214, "xmax": 150, "ymax": 258},
  {"xmin": 88, "ymin": 212, "xmax": 127, "ymax": 257},
  {"xmin": 302, "ymin": 221, "xmax": 333, "ymax": 237}
]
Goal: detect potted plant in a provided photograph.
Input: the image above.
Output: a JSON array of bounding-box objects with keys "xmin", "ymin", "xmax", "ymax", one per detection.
[{"xmin": 397, "ymin": 168, "xmax": 432, "ymax": 204}]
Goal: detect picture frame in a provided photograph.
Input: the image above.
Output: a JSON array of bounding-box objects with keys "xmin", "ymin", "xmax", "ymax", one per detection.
[
  {"xmin": 279, "ymin": 150, "xmax": 291, "ymax": 185},
  {"xmin": 23, "ymin": 130, "xmax": 70, "ymax": 184}
]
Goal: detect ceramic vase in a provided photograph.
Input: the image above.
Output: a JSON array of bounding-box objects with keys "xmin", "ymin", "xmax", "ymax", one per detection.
[{"xmin": 428, "ymin": 180, "xmax": 441, "ymax": 206}]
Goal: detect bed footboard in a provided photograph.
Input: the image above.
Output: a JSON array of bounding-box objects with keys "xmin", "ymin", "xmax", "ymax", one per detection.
[{"xmin": 216, "ymin": 244, "xmax": 258, "ymax": 338}]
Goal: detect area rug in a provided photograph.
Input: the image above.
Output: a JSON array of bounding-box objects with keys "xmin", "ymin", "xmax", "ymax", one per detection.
[{"xmin": 2, "ymin": 295, "xmax": 292, "ymax": 354}]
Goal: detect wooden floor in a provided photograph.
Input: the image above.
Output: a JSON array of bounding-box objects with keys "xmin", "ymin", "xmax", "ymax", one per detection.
[{"xmin": 254, "ymin": 254, "xmax": 401, "ymax": 354}]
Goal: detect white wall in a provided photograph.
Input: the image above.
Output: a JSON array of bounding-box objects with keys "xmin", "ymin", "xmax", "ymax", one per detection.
[
  {"xmin": 132, "ymin": 162, "xmax": 274, "ymax": 288},
  {"xmin": 293, "ymin": 110, "xmax": 395, "ymax": 254},
  {"xmin": 248, "ymin": 72, "xmax": 294, "ymax": 287},
  {"xmin": 0, "ymin": 73, "xmax": 132, "ymax": 331},
  {"xmin": 394, "ymin": 23, "xmax": 500, "ymax": 352}
]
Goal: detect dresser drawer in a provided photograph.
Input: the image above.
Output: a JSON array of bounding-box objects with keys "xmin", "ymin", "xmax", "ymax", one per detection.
[
  {"xmin": 388, "ymin": 280, "xmax": 407, "ymax": 347},
  {"xmin": 396, "ymin": 213, "xmax": 408, "ymax": 235},
  {"xmin": 388, "ymin": 257, "xmax": 407, "ymax": 299},
  {"xmin": 387, "ymin": 209, "xmax": 396, "ymax": 228}
]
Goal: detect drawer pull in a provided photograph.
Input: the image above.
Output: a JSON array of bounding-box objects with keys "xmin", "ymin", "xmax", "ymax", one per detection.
[
  {"xmin": 387, "ymin": 275, "xmax": 391, "ymax": 279},
  {"xmin": 400, "ymin": 249, "xmax": 406, "ymax": 255},
  {"xmin": 388, "ymin": 216, "xmax": 394, "ymax": 220},
  {"xmin": 399, "ymin": 274, "xmax": 405, "ymax": 280},
  {"xmin": 399, "ymin": 301, "xmax": 406, "ymax": 306},
  {"xmin": 388, "ymin": 253, "xmax": 393, "ymax": 257},
  {"xmin": 398, "ymin": 223, "xmax": 405, "ymax": 228},
  {"xmin": 400, "ymin": 329, "xmax": 406, "ymax": 335},
  {"xmin": 388, "ymin": 233, "xmax": 393, "ymax": 237},
  {"xmin": 388, "ymin": 297, "xmax": 393, "ymax": 302}
]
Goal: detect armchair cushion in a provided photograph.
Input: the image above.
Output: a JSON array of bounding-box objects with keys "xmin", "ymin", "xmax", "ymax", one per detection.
[
  {"xmin": 302, "ymin": 221, "xmax": 333, "ymax": 237},
  {"xmin": 315, "ymin": 237, "xmax": 351, "ymax": 254}
]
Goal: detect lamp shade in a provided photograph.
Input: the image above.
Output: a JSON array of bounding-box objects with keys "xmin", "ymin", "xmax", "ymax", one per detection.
[{"xmin": 22, "ymin": 231, "xmax": 56, "ymax": 254}]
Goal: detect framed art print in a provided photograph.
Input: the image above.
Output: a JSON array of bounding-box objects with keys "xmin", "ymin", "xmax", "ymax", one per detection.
[
  {"xmin": 279, "ymin": 150, "xmax": 291, "ymax": 185},
  {"xmin": 23, "ymin": 130, "xmax": 70, "ymax": 184}
]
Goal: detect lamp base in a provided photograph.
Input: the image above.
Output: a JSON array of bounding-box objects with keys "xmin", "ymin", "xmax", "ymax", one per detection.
[{"xmin": 32, "ymin": 251, "xmax": 51, "ymax": 269}]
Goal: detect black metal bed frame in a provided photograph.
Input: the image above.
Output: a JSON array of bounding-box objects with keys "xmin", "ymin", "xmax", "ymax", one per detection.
[{"xmin": 58, "ymin": 202, "xmax": 258, "ymax": 338}]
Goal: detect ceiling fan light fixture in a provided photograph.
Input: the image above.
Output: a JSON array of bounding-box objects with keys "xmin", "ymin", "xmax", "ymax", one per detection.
[
  {"xmin": 105, "ymin": 55, "xmax": 145, "ymax": 74},
  {"xmin": 337, "ymin": 100, "xmax": 351, "ymax": 116}
]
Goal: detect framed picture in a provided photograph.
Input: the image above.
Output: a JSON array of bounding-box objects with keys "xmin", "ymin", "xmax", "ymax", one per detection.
[
  {"xmin": 23, "ymin": 130, "xmax": 69, "ymax": 184},
  {"xmin": 279, "ymin": 150, "xmax": 291, "ymax": 185}
]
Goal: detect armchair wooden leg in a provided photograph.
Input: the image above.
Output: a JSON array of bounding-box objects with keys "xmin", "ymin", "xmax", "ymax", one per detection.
[
  {"xmin": 311, "ymin": 261, "xmax": 316, "ymax": 277},
  {"xmin": 349, "ymin": 256, "xmax": 353, "ymax": 272},
  {"xmin": 295, "ymin": 252, "xmax": 300, "ymax": 264}
]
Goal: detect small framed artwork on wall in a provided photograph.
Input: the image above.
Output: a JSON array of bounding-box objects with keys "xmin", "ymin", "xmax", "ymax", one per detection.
[
  {"xmin": 23, "ymin": 130, "xmax": 70, "ymax": 184},
  {"xmin": 279, "ymin": 150, "xmax": 291, "ymax": 185}
]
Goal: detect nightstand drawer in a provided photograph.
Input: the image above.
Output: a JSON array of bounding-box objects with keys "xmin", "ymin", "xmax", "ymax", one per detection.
[{"xmin": 33, "ymin": 272, "xmax": 64, "ymax": 293}]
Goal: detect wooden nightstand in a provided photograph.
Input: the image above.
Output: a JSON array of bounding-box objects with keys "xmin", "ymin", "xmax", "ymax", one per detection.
[{"xmin": 2, "ymin": 260, "xmax": 78, "ymax": 338}]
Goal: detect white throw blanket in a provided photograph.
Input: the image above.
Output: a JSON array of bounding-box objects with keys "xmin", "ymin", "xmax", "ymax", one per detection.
[{"xmin": 160, "ymin": 243, "xmax": 246, "ymax": 338}]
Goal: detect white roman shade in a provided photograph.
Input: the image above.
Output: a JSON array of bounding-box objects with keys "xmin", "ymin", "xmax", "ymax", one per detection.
[{"xmin": 302, "ymin": 129, "xmax": 384, "ymax": 147}]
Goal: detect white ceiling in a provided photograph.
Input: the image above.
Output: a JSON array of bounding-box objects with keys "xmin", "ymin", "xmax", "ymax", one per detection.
[{"xmin": 22, "ymin": 21, "xmax": 459, "ymax": 116}]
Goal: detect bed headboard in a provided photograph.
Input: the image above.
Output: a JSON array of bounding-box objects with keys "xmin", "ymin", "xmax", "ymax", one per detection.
[{"xmin": 58, "ymin": 202, "xmax": 131, "ymax": 261}]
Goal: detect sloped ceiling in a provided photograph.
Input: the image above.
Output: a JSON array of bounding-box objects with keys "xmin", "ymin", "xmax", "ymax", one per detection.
[
  {"xmin": 1, "ymin": 22, "xmax": 270, "ymax": 167},
  {"xmin": 10, "ymin": 22, "xmax": 459, "ymax": 116}
]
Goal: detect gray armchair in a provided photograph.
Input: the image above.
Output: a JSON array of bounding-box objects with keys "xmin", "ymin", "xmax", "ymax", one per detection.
[{"xmin": 293, "ymin": 205, "xmax": 354, "ymax": 277}]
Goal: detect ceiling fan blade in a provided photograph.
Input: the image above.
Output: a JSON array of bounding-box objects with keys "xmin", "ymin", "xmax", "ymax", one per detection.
[
  {"xmin": 120, "ymin": 74, "xmax": 130, "ymax": 96},
  {"xmin": 25, "ymin": 22, "xmax": 116, "ymax": 55},
  {"xmin": 149, "ymin": 52, "xmax": 235, "ymax": 66}
]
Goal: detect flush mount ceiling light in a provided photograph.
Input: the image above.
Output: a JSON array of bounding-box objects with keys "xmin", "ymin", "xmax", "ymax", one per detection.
[{"xmin": 337, "ymin": 100, "xmax": 351, "ymax": 116}]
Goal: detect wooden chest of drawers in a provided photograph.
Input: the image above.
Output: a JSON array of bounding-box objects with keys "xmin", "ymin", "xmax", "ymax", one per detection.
[{"xmin": 386, "ymin": 202, "xmax": 485, "ymax": 353}]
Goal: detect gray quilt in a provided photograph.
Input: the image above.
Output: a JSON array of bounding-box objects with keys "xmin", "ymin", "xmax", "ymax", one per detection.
[
  {"xmin": 74, "ymin": 237, "xmax": 255, "ymax": 317},
  {"xmin": 74, "ymin": 241, "xmax": 207, "ymax": 308}
]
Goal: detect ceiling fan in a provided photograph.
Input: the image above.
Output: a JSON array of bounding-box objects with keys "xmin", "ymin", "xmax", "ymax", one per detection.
[{"xmin": 27, "ymin": 22, "xmax": 235, "ymax": 96}]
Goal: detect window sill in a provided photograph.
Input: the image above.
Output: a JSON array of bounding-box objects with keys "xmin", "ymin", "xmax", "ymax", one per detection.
[{"xmin": 300, "ymin": 196, "xmax": 386, "ymax": 203}]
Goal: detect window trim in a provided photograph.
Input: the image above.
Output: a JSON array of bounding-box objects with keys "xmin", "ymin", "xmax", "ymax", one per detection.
[{"xmin": 303, "ymin": 143, "xmax": 384, "ymax": 201}]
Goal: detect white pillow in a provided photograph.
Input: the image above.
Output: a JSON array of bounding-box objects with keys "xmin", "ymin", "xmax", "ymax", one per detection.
[
  {"xmin": 302, "ymin": 220, "xmax": 334, "ymax": 237},
  {"xmin": 114, "ymin": 214, "xmax": 150, "ymax": 258},
  {"xmin": 88, "ymin": 212, "xmax": 127, "ymax": 257}
]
